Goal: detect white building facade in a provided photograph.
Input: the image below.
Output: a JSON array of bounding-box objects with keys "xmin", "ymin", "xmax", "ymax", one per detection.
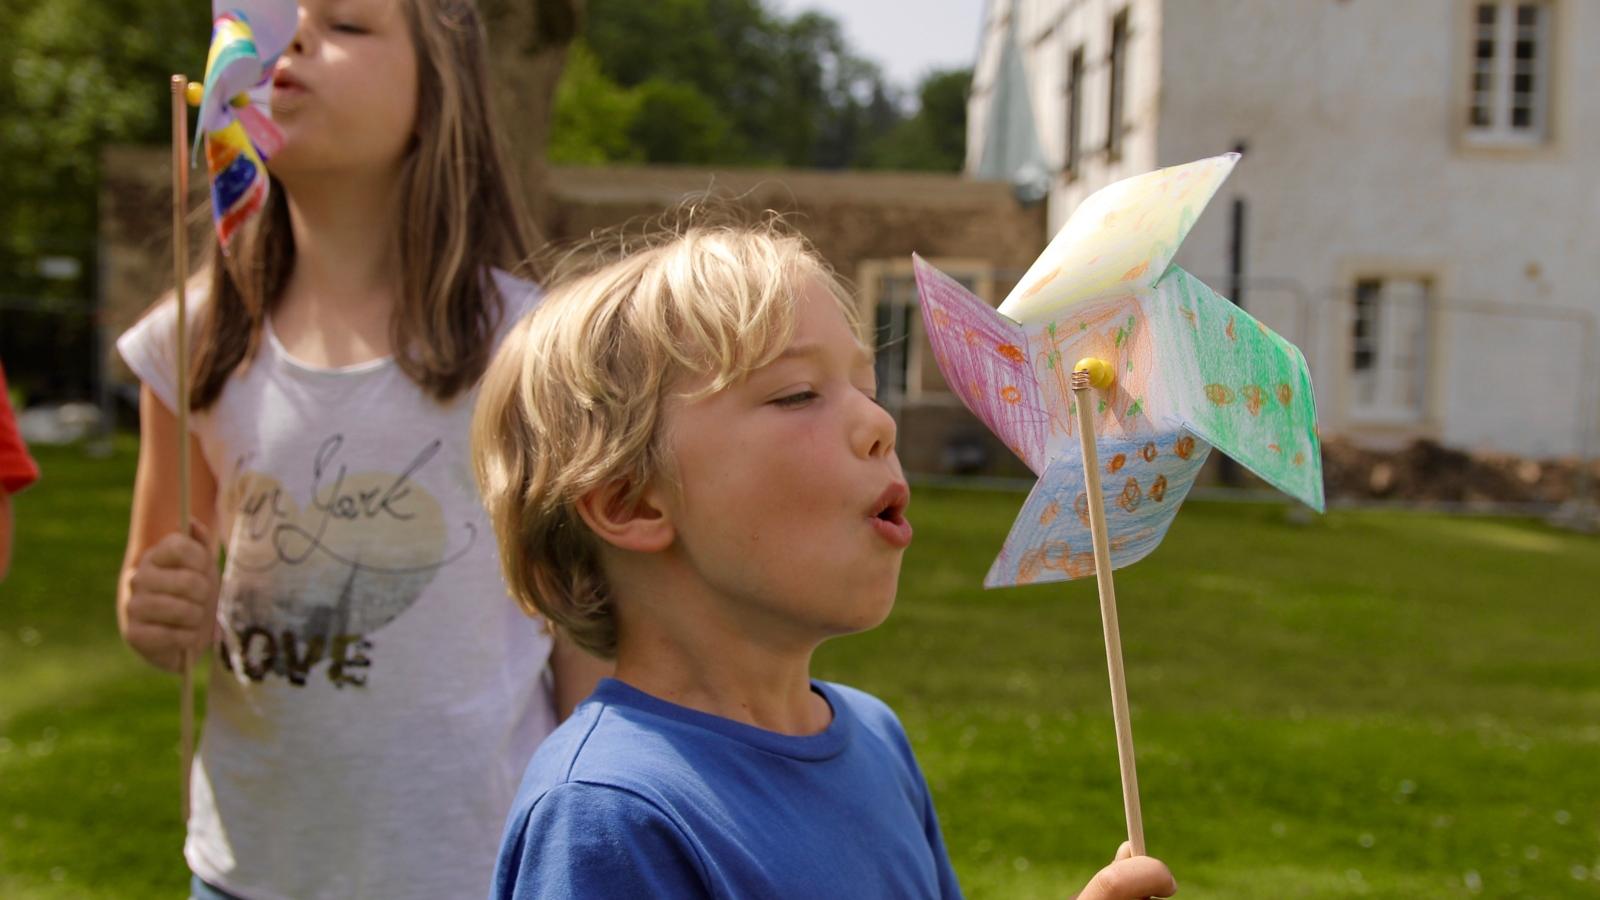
[{"xmin": 968, "ymin": 0, "xmax": 1599, "ymax": 460}]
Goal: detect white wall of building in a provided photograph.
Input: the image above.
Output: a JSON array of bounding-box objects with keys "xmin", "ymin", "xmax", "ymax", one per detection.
[
  {"xmin": 967, "ymin": 0, "xmax": 1164, "ymax": 221},
  {"xmin": 969, "ymin": 0, "xmax": 1600, "ymax": 459}
]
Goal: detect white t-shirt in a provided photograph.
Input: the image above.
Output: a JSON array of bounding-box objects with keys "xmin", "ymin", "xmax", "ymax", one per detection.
[{"xmin": 118, "ymin": 271, "xmax": 556, "ymax": 900}]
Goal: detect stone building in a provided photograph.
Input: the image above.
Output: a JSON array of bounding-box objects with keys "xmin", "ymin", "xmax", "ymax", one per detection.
[{"xmin": 967, "ymin": 0, "xmax": 1599, "ymax": 462}]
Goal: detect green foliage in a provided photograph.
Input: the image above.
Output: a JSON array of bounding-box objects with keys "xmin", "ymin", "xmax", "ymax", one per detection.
[
  {"xmin": 545, "ymin": 42, "xmax": 642, "ymax": 164},
  {"xmin": 862, "ymin": 68, "xmax": 972, "ymax": 171},
  {"xmin": 0, "ymin": 0, "xmax": 207, "ymax": 273},
  {"xmin": 4, "ymin": 441, "xmax": 1599, "ymax": 897},
  {"xmin": 628, "ymin": 77, "xmax": 742, "ymax": 164},
  {"xmin": 570, "ymin": 0, "xmax": 969, "ymax": 171}
]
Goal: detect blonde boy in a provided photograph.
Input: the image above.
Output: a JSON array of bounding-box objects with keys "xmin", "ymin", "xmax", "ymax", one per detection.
[{"xmin": 473, "ymin": 222, "xmax": 1177, "ymax": 899}]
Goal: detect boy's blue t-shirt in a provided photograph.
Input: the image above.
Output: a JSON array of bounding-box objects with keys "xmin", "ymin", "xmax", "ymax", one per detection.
[{"xmin": 491, "ymin": 677, "xmax": 963, "ymax": 900}]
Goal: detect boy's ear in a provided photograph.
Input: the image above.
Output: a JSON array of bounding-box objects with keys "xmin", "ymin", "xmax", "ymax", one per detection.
[{"xmin": 574, "ymin": 479, "xmax": 674, "ymax": 554}]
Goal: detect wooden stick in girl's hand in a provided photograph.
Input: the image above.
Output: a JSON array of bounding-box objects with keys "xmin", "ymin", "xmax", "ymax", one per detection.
[{"xmin": 169, "ymin": 72, "xmax": 196, "ymax": 826}]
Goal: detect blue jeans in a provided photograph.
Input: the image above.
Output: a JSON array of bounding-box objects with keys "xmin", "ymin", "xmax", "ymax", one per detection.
[{"xmin": 190, "ymin": 875, "xmax": 248, "ymax": 900}]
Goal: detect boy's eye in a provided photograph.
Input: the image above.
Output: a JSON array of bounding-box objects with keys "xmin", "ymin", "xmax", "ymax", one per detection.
[
  {"xmin": 331, "ymin": 21, "xmax": 367, "ymax": 34},
  {"xmin": 772, "ymin": 390, "xmax": 818, "ymax": 409}
]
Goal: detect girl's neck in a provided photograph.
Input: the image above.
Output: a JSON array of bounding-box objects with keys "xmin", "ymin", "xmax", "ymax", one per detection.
[
  {"xmin": 272, "ymin": 170, "xmax": 405, "ymax": 366},
  {"xmin": 281, "ymin": 168, "xmax": 403, "ymax": 302}
]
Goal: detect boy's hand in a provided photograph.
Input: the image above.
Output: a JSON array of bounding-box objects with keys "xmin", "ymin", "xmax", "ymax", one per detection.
[
  {"xmin": 122, "ymin": 524, "xmax": 220, "ymax": 673},
  {"xmin": 1072, "ymin": 842, "xmax": 1177, "ymax": 900}
]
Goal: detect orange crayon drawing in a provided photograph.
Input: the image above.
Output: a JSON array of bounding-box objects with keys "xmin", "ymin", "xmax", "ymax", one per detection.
[
  {"xmin": 1000, "ymin": 385, "xmax": 1023, "ymax": 404},
  {"xmin": 1149, "ymin": 474, "xmax": 1168, "ymax": 502},
  {"xmin": 1174, "ymin": 435, "xmax": 1196, "ymax": 459},
  {"xmin": 1108, "ymin": 453, "xmax": 1127, "ymax": 474},
  {"xmin": 930, "ymin": 309, "xmax": 951, "ymax": 330},
  {"xmin": 1277, "ymin": 383, "xmax": 1294, "ymax": 406},
  {"xmin": 1074, "ymin": 492, "xmax": 1090, "ymax": 527},
  {"xmin": 1120, "ymin": 260, "xmax": 1149, "ymax": 283},
  {"xmin": 1242, "ymin": 384, "xmax": 1265, "ymax": 416},
  {"xmin": 1140, "ymin": 441, "xmax": 1158, "ymax": 462},
  {"xmin": 1118, "ymin": 477, "xmax": 1142, "ymax": 513},
  {"xmin": 1205, "ymin": 384, "xmax": 1234, "ymax": 405},
  {"xmin": 997, "ymin": 343, "xmax": 1026, "ymax": 364},
  {"xmin": 1040, "ymin": 500, "xmax": 1060, "ymax": 526},
  {"xmin": 1293, "ymin": 451, "xmax": 1306, "ymax": 467},
  {"xmin": 1225, "ymin": 316, "xmax": 1237, "ymax": 342},
  {"xmin": 1017, "ymin": 546, "xmax": 1045, "ymax": 584},
  {"xmin": 1028, "ymin": 541, "xmax": 1096, "ymax": 579},
  {"xmin": 1022, "ymin": 267, "xmax": 1061, "ymax": 299}
]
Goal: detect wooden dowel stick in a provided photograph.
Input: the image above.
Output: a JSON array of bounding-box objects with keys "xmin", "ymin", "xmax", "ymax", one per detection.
[
  {"xmin": 171, "ymin": 74, "xmax": 195, "ymax": 826},
  {"xmin": 1072, "ymin": 370, "xmax": 1146, "ymax": 857}
]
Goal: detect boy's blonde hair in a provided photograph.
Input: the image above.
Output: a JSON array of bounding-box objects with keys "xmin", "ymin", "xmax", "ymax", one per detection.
[{"xmin": 472, "ymin": 218, "xmax": 859, "ymax": 658}]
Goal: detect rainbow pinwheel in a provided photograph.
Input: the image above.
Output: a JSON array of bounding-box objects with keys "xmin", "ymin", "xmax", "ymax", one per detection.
[
  {"xmin": 914, "ymin": 153, "xmax": 1324, "ymax": 588},
  {"xmin": 193, "ymin": 0, "xmax": 296, "ymax": 248}
]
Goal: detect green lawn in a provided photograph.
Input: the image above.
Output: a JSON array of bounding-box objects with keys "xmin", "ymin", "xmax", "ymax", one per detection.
[{"xmin": 3, "ymin": 440, "xmax": 1597, "ymax": 898}]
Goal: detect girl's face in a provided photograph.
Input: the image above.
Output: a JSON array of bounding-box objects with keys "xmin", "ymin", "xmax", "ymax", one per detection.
[{"xmin": 268, "ymin": 0, "xmax": 419, "ymax": 180}]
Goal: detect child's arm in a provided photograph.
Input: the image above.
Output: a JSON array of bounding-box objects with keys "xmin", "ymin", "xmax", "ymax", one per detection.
[
  {"xmin": 118, "ymin": 384, "xmax": 221, "ymax": 673},
  {"xmin": 0, "ymin": 368, "xmax": 38, "ymax": 581},
  {"xmin": 1070, "ymin": 843, "xmax": 1177, "ymax": 900},
  {"xmin": 549, "ymin": 630, "xmax": 613, "ymax": 720}
]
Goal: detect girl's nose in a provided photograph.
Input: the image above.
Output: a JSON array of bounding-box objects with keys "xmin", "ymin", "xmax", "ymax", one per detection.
[
  {"xmin": 288, "ymin": 6, "xmax": 310, "ymax": 55},
  {"xmin": 854, "ymin": 392, "xmax": 898, "ymax": 461}
]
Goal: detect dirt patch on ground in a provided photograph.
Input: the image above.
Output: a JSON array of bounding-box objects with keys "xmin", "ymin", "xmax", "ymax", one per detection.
[{"xmin": 1320, "ymin": 438, "xmax": 1600, "ymax": 505}]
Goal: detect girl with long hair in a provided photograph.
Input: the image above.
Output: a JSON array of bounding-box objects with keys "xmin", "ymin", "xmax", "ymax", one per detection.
[{"xmin": 115, "ymin": 1, "xmax": 607, "ymax": 896}]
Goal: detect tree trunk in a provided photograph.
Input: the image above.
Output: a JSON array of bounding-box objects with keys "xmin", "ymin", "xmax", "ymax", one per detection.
[{"xmin": 481, "ymin": 0, "xmax": 583, "ymax": 236}]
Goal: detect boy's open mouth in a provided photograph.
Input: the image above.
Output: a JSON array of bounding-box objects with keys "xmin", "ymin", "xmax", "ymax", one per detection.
[{"xmin": 868, "ymin": 483, "xmax": 913, "ymax": 548}]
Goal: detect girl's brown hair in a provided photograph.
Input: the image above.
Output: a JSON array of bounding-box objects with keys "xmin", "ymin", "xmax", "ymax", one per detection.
[{"xmin": 186, "ymin": 0, "xmax": 535, "ymax": 410}]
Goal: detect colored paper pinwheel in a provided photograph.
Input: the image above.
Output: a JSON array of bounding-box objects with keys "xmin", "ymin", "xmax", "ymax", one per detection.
[
  {"xmin": 913, "ymin": 152, "xmax": 1324, "ymax": 589},
  {"xmin": 191, "ymin": 0, "xmax": 296, "ymax": 248}
]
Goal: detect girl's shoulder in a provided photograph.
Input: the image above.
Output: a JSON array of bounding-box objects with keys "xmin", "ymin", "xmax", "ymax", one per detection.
[
  {"xmin": 115, "ymin": 277, "xmax": 212, "ymax": 415},
  {"xmin": 489, "ymin": 267, "xmax": 543, "ymax": 343}
]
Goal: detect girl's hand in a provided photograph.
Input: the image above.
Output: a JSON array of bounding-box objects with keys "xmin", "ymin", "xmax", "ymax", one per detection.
[
  {"xmin": 121, "ymin": 523, "xmax": 220, "ymax": 673},
  {"xmin": 1072, "ymin": 842, "xmax": 1177, "ymax": 900}
]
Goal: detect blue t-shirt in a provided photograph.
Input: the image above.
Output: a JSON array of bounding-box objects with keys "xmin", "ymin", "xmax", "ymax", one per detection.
[{"xmin": 491, "ymin": 678, "xmax": 963, "ymax": 899}]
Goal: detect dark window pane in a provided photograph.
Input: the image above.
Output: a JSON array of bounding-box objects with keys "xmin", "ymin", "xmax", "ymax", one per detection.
[
  {"xmin": 1352, "ymin": 280, "xmax": 1380, "ymax": 372},
  {"xmin": 1512, "ymin": 106, "xmax": 1531, "ymax": 127},
  {"xmin": 1517, "ymin": 3, "xmax": 1539, "ymax": 26},
  {"xmin": 1470, "ymin": 105, "xmax": 1491, "ymax": 127},
  {"xmin": 1476, "ymin": 39, "xmax": 1494, "ymax": 59},
  {"xmin": 1515, "ymin": 39, "xmax": 1535, "ymax": 59},
  {"xmin": 1478, "ymin": 3, "xmax": 1497, "ymax": 25},
  {"xmin": 1107, "ymin": 11, "xmax": 1128, "ymax": 157},
  {"xmin": 1514, "ymin": 73, "xmax": 1533, "ymax": 92}
]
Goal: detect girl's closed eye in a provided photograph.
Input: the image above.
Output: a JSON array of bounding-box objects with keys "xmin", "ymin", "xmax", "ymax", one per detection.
[{"xmin": 331, "ymin": 21, "xmax": 368, "ymax": 34}]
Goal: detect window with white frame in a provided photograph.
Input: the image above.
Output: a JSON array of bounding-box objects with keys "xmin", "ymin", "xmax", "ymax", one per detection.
[
  {"xmin": 1466, "ymin": 1, "xmax": 1552, "ymax": 145},
  {"xmin": 860, "ymin": 262, "xmax": 990, "ymax": 414},
  {"xmin": 1106, "ymin": 10, "xmax": 1129, "ymax": 160},
  {"xmin": 1064, "ymin": 45, "xmax": 1085, "ymax": 176},
  {"xmin": 1350, "ymin": 277, "xmax": 1432, "ymax": 424}
]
